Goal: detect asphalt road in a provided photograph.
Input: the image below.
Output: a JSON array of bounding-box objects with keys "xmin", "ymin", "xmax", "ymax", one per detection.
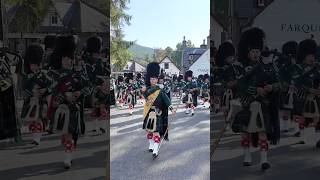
[
  {"xmin": 211, "ymin": 113, "xmax": 320, "ymax": 180},
  {"xmin": 0, "ymin": 107, "xmax": 107, "ymax": 180},
  {"xmin": 110, "ymin": 98, "xmax": 210, "ymax": 180}
]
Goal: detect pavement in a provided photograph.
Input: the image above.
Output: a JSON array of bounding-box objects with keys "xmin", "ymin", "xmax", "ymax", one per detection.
[
  {"xmin": 0, "ymin": 105, "xmax": 108, "ymax": 180},
  {"xmin": 110, "ymin": 98, "xmax": 210, "ymax": 180},
  {"xmin": 211, "ymin": 112, "xmax": 320, "ymax": 180}
]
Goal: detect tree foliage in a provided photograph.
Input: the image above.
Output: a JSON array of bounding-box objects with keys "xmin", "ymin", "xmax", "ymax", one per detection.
[
  {"xmin": 7, "ymin": 0, "xmax": 53, "ymax": 32},
  {"xmin": 110, "ymin": 0, "xmax": 133, "ymax": 71}
]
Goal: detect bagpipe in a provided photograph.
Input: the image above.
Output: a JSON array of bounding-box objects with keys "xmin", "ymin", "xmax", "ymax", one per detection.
[{"xmin": 0, "ymin": 47, "xmax": 23, "ymax": 91}]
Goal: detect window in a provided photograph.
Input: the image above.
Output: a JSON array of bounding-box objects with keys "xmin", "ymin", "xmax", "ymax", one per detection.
[
  {"xmin": 51, "ymin": 13, "xmax": 58, "ymax": 25},
  {"xmin": 164, "ymin": 62, "xmax": 169, "ymax": 69},
  {"xmin": 257, "ymin": 0, "xmax": 265, "ymax": 7},
  {"xmin": 189, "ymin": 55, "xmax": 194, "ymax": 64}
]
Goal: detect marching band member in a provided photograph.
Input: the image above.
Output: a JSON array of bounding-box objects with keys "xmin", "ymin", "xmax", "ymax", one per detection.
[
  {"xmin": 84, "ymin": 36, "xmax": 108, "ymax": 134},
  {"xmin": 234, "ymin": 27, "xmax": 280, "ymax": 171},
  {"xmin": 201, "ymin": 74, "xmax": 210, "ymax": 108},
  {"xmin": 136, "ymin": 73, "xmax": 145, "ymax": 104},
  {"xmin": 50, "ymin": 35, "xmax": 89, "ymax": 169},
  {"xmin": 21, "ymin": 44, "xmax": 51, "ymax": 145},
  {"xmin": 116, "ymin": 75, "xmax": 126, "ymax": 108},
  {"xmin": 126, "ymin": 73, "xmax": 136, "ymax": 115},
  {"xmin": 182, "ymin": 70, "xmax": 198, "ymax": 115},
  {"xmin": 142, "ymin": 62, "xmax": 176, "ymax": 158},
  {"xmin": 277, "ymin": 41, "xmax": 299, "ymax": 133},
  {"xmin": 294, "ymin": 39, "xmax": 320, "ymax": 145},
  {"xmin": 178, "ymin": 74, "xmax": 185, "ymax": 104}
]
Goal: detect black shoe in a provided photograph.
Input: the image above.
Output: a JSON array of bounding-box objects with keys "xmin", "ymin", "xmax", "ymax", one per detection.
[
  {"xmin": 148, "ymin": 149, "xmax": 153, "ymax": 152},
  {"xmin": 30, "ymin": 141, "xmax": 39, "ymax": 146},
  {"xmin": 100, "ymin": 128, "xmax": 106, "ymax": 134},
  {"xmin": 243, "ymin": 162, "xmax": 252, "ymax": 166},
  {"xmin": 164, "ymin": 137, "xmax": 169, "ymax": 141},
  {"xmin": 283, "ymin": 130, "xmax": 289, "ymax": 133},
  {"xmin": 316, "ymin": 140, "xmax": 320, "ymax": 148},
  {"xmin": 64, "ymin": 164, "xmax": 71, "ymax": 170},
  {"xmin": 294, "ymin": 132, "xmax": 301, "ymax": 137},
  {"xmin": 152, "ymin": 153, "xmax": 158, "ymax": 158},
  {"xmin": 261, "ymin": 162, "xmax": 271, "ymax": 171},
  {"xmin": 298, "ymin": 140, "xmax": 305, "ymax": 144},
  {"xmin": 46, "ymin": 130, "xmax": 54, "ymax": 135},
  {"xmin": 191, "ymin": 113, "xmax": 194, "ymax": 116}
]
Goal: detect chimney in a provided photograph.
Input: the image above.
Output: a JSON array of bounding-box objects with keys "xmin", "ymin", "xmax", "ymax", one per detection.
[
  {"xmin": 182, "ymin": 36, "xmax": 187, "ymax": 49},
  {"xmin": 200, "ymin": 39, "xmax": 207, "ymax": 49}
]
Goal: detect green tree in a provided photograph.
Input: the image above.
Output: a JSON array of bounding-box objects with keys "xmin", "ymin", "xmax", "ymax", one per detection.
[
  {"xmin": 165, "ymin": 46, "xmax": 173, "ymax": 57},
  {"xmin": 7, "ymin": 0, "xmax": 53, "ymax": 32},
  {"xmin": 186, "ymin": 40, "xmax": 194, "ymax": 48},
  {"xmin": 143, "ymin": 54, "xmax": 150, "ymax": 63},
  {"xmin": 110, "ymin": 0, "xmax": 133, "ymax": 71},
  {"xmin": 139, "ymin": 54, "xmax": 150, "ymax": 66},
  {"xmin": 171, "ymin": 39, "xmax": 194, "ymax": 67}
]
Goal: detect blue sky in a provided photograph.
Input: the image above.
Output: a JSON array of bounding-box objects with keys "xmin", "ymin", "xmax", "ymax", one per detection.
[{"xmin": 122, "ymin": 0, "xmax": 210, "ymax": 49}]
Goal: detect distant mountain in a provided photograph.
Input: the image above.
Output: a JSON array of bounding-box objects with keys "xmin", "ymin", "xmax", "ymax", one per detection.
[{"xmin": 129, "ymin": 44, "xmax": 154, "ymax": 61}]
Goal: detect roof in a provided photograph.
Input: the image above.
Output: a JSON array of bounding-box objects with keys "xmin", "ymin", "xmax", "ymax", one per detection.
[
  {"xmin": 159, "ymin": 56, "xmax": 180, "ymax": 70},
  {"xmin": 189, "ymin": 49, "xmax": 210, "ymax": 68},
  {"xmin": 53, "ymin": 0, "xmax": 108, "ymax": 33},
  {"xmin": 189, "ymin": 49, "xmax": 210, "ymax": 76},
  {"xmin": 7, "ymin": 0, "xmax": 108, "ymax": 33},
  {"xmin": 240, "ymin": 0, "xmax": 275, "ymax": 28},
  {"xmin": 125, "ymin": 60, "xmax": 146, "ymax": 72},
  {"xmin": 182, "ymin": 48, "xmax": 207, "ymax": 70},
  {"xmin": 211, "ymin": 13, "xmax": 227, "ymax": 30}
]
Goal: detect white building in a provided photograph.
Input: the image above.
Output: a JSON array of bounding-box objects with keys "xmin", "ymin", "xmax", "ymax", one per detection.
[
  {"xmin": 189, "ymin": 49, "xmax": 210, "ymax": 77},
  {"xmin": 123, "ymin": 60, "xmax": 145, "ymax": 72},
  {"xmin": 159, "ymin": 56, "xmax": 180, "ymax": 76},
  {"xmin": 211, "ymin": 16, "xmax": 226, "ymax": 48},
  {"xmin": 250, "ymin": 0, "xmax": 320, "ymax": 50}
]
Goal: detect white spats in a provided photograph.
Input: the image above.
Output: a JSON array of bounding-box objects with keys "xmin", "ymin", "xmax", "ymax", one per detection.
[
  {"xmin": 299, "ymin": 129, "xmax": 305, "ymax": 143},
  {"xmin": 153, "ymin": 142, "xmax": 160, "ymax": 156},
  {"xmin": 32, "ymin": 133, "xmax": 41, "ymax": 145},
  {"xmin": 64, "ymin": 152, "xmax": 72, "ymax": 169},
  {"xmin": 203, "ymin": 102, "xmax": 210, "ymax": 109},
  {"xmin": 185, "ymin": 108, "xmax": 190, "ymax": 114},
  {"xmin": 148, "ymin": 139, "xmax": 154, "ymax": 152},
  {"xmin": 243, "ymin": 147, "xmax": 252, "ymax": 163},
  {"xmin": 260, "ymin": 150, "xmax": 268, "ymax": 164}
]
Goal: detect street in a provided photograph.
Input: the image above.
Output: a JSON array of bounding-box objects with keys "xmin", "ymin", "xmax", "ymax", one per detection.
[
  {"xmin": 211, "ymin": 113, "xmax": 320, "ymax": 180},
  {"xmin": 110, "ymin": 98, "xmax": 210, "ymax": 180},
  {"xmin": 0, "ymin": 103, "xmax": 107, "ymax": 180}
]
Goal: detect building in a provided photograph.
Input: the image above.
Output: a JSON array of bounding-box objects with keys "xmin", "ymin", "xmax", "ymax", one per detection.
[
  {"xmin": 249, "ymin": 0, "xmax": 320, "ymax": 49},
  {"xmin": 188, "ymin": 49, "xmax": 210, "ymax": 77},
  {"xmin": 123, "ymin": 60, "xmax": 145, "ymax": 73},
  {"xmin": 212, "ymin": 0, "xmax": 274, "ymax": 46},
  {"xmin": 181, "ymin": 37, "xmax": 209, "ymax": 73},
  {"xmin": 211, "ymin": 15, "xmax": 227, "ymax": 47},
  {"xmin": 5, "ymin": 0, "xmax": 108, "ymax": 53},
  {"xmin": 159, "ymin": 56, "xmax": 180, "ymax": 76}
]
